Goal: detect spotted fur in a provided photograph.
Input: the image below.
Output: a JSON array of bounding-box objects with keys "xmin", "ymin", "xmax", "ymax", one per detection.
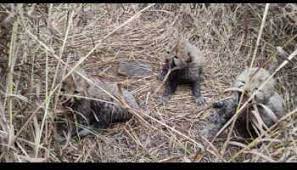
[
  {"xmin": 58, "ymin": 69, "xmax": 139, "ymax": 138},
  {"xmin": 212, "ymin": 67, "xmax": 284, "ymax": 139},
  {"xmin": 159, "ymin": 38, "xmax": 205, "ymax": 105}
]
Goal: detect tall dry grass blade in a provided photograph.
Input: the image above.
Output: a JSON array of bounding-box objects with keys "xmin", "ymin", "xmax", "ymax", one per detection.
[
  {"xmin": 34, "ymin": 8, "xmax": 76, "ymax": 158},
  {"xmin": 1, "ymin": 6, "xmax": 19, "ymax": 160},
  {"xmin": 249, "ymin": 4, "xmax": 270, "ymax": 68},
  {"xmin": 50, "ymin": 8, "xmax": 75, "ymax": 92},
  {"xmin": 13, "ymin": 3, "xmax": 155, "ymax": 143},
  {"xmin": 230, "ymin": 107, "xmax": 297, "ymax": 161},
  {"xmin": 214, "ymin": 42, "xmax": 297, "ymax": 156},
  {"xmin": 220, "ymin": 4, "xmax": 270, "ymax": 156}
]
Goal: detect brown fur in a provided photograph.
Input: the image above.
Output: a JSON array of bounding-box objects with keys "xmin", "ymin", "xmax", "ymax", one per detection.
[
  {"xmin": 212, "ymin": 67, "xmax": 284, "ymax": 139},
  {"xmin": 159, "ymin": 38, "xmax": 205, "ymax": 105},
  {"xmin": 58, "ymin": 68, "xmax": 139, "ymax": 138}
]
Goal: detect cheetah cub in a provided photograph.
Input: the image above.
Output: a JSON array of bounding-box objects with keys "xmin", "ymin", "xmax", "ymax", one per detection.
[
  {"xmin": 58, "ymin": 68, "xmax": 139, "ymax": 139},
  {"xmin": 213, "ymin": 67, "xmax": 284, "ymax": 138},
  {"xmin": 158, "ymin": 38, "xmax": 205, "ymax": 105}
]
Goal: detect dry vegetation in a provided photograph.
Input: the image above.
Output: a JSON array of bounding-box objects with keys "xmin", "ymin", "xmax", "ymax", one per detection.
[{"xmin": 0, "ymin": 3, "xmax": 296, "ymax": 162}]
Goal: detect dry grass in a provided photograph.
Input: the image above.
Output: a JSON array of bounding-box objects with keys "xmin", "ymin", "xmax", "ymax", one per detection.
[{"xmin": 0, "ymin": 3, "xmax": 296, "ymax": 162}]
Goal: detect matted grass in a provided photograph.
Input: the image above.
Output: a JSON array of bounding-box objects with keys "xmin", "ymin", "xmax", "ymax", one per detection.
[{"xmin": 0, "ymin": 3, "xmax": 296, "ymax": 162}]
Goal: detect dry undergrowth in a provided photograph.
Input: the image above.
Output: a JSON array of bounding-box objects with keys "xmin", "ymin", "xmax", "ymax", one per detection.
[{"xmin": 0, "ymin": 3, "xmax": 296, "ymax": 162}]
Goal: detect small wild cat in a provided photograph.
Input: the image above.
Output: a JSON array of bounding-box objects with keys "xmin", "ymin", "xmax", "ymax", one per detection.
[
  {"xmin": 158, "ymin": 38, "xmax": 206, "ymax": 106},
  {"xmin": 212, "ymin": 67, "xmax": 284, "ymax": 138},
  {"xmin": 58, "ymin": 68, "xmax": 139, "ymax": 139}
]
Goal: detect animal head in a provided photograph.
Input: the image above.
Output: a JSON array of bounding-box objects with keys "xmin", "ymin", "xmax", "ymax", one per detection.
[
  {"xmin": 233, "ymin": 67, "xmax": 275, "ymax": 103},
  {"xmin": 166, "ymin": 38, "xmax": 193, "ymax": 69},
  {"xmin": 59, "ymin": 69, "xmax": 90, "ymax": 106}
]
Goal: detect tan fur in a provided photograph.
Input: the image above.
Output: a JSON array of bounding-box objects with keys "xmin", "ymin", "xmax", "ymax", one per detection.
[
  {"xmin": 211, "ymin": 67, "xmax": 284, "ymax": 139},
  {"xmin": 169, "ymin": 38, "xmax": 205, "ymax": 69},
  {"xmin": 160, "ymin": 38, "xmax": 206, "ymax": 105},
  {"xmin": 60, "ymin": 69, "xmax": 125, "ymax": 105},
  {"xmin": 234, "ymin": 67, "xmax": 275, "ymax": 104},
  {"xmin": 58, "ymin": 68, "xmax": 139, "ymax": 139},
  {"xmin": 233, "ymin": 67, "xmax": 284, "ymax": 127}
]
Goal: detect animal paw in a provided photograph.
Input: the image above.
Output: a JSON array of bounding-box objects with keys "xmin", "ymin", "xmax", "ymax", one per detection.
[
  {"xmin": 55, "ymin": 134, "xmax": 67, "ymax": 144},
  {"xmin": 77, "ymin": 126, "xmax": 101, "ymax": 138},
  {"xmin": 157, "ymin": 74, "xmax": 165, "ymax": 81},
  {"xmin": 195, "ymin": 96, "xmax": 206, "ymax": 105},
  {"xmin": 212, "ymin": 101, "xmax": 225, "ymax": 108}
]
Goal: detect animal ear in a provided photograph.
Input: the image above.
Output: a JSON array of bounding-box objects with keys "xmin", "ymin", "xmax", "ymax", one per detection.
[
  {"xmin": 186, "ymin": 52, "xmax": 193, "ymax": 63},
  {"xmin": 74, "ymin": 73, "xmax": 89, "ymax": 89},
  {"xmin": 63, "ymin": 74, "xmax": 75, "ymax": 87},
  {"xmin": 55, "ymin": 66, "xmax": 71, "ymax": 85}
]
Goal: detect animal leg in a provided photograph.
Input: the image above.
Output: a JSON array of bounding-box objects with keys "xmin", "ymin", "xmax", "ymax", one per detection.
[
  {"xmin": 191, "ymin": 81, "xmax": 205, "ymax": 105},
  {"xmin": 159, "ymin": 80, "xmax": 177, "ymax": 105}
]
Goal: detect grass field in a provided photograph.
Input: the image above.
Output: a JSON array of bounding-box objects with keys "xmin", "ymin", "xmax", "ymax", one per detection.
[{"xmin": 0, "ymin": 3, "xmax": 296, "ymax": 162}]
